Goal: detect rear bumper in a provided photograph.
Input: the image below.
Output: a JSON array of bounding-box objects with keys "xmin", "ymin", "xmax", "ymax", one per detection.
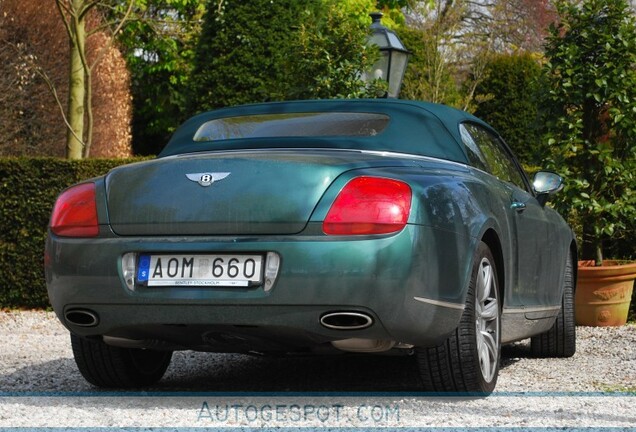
[
  {"xmin": 46, "ymin": 224, "xmax": 473, "ymax": 351},
  {"xmin": 57, "ymin": 302, "xmax": 463, "ymax": 352}
]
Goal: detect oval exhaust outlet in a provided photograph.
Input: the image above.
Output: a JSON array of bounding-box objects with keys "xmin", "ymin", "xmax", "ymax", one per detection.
[
  {"xmin": 320, "ymin": 312, "xmax": 373, "ymax": 330},
  {"xmin": 65, "ymin": 309, "xmax": 99, "ymax": 327}
]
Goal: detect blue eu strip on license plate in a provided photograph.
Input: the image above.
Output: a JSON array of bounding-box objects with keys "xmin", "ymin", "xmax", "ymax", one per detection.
[{"xmin": 137, "ymin": 254, "xmax": 150, "ymax": 283}]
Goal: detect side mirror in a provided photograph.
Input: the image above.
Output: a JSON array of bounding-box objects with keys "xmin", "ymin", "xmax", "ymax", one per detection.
[{"xmin": 533, "ymin": 171, "xmax": 564, "ymax": 206}]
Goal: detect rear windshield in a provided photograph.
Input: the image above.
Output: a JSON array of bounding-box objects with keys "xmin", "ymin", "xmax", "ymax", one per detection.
[{"xmin": 193, "ymin": 112, "xmax": 390, "ymax": 142}]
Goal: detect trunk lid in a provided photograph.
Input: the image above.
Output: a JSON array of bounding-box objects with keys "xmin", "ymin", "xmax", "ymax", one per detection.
[{"xmin": 106, "ymin": 150, "xmax": 418, "ymax": 236}]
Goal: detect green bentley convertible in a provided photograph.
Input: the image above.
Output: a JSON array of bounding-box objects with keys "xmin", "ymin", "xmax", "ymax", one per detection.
[{"xmin": 45, "ymin": 99, "xmax": 576, "ymax": 393}]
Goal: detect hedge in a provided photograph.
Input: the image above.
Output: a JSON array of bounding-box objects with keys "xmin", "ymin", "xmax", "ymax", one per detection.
[
  {"xmin": 473, "ymin": 53, "xmax": 543, "ymax": 166},
  {"xmin": 0, "ymin": 157, "xmax": 146, "ymax": 309}
]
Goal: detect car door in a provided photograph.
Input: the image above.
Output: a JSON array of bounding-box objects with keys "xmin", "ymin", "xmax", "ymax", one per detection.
[{"xmin": 459, "ymin": 123, "xmax": 560, "ymax": 308}]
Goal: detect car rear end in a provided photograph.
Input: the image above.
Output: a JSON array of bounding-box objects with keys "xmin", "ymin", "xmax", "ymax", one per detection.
[{"xmin": 46, "ymin": 149, "xmax": 472, "ymax": 355}]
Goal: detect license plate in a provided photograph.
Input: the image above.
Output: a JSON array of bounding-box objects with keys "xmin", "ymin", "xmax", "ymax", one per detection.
[{"xmin": 137, "ymin": 254, "xmax": 263, "ymax": 287}]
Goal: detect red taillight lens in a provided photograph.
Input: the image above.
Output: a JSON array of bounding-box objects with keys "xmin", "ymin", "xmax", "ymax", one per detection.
[
  {"xmin": 323, "ymin": 176, "xmax": 412, "ymax": 235},
  {"xmin": 50, "ymin": 183, "xmax": 99, "ymax": 237}
]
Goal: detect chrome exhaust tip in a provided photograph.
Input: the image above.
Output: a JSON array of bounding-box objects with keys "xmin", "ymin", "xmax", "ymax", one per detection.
[
  {"xmin": 65, "ymin": 309, "xmax": 99, "ymax": 327},
  {"xmin": 320, "ymin": 312, "xmax": 373, "ymax": 330}
]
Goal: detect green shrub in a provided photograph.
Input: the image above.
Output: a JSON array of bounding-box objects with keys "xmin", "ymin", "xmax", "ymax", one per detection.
[
  {"xmin": 474, "ymin": 53, "xmax": 543, "ymax": 165},
  {"xmin": 186, "ymin": 0, "xmax": 380, "ymax": 113},
  {"xmin": 0, "ymin": 157, "xmax": 145, "ymax": 309},
  {"xmin": 187, "ymin": 0, "xmax": 313, "ymax": 113},
  {"xmin": 543, "ymin": 0, "xmax": 636, "ymax": 263}
]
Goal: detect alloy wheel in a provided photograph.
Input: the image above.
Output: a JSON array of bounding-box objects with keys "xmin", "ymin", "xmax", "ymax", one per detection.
[{"xmin": 474, "ymin": 257, "xmax": 500, "ymax": 383}]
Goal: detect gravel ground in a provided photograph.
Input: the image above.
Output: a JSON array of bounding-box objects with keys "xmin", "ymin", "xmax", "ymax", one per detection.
[{"xmin": 0, "ymin": 310, "xmax": 634, "ymax": 429}]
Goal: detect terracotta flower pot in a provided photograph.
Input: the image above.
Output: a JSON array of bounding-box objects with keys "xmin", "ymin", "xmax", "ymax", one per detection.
[{"xmin": 575, "ymin": 260, "xmax": 636, "ymax": 326}]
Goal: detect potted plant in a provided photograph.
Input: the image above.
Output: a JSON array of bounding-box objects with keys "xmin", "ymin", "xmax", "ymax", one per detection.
[{"xmin": 543, "ymin": 0, "xmax": 636, "ymax": 326}]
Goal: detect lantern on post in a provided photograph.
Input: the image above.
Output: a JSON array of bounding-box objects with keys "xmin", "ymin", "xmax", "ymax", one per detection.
[{"xmin": 364, "ymin": 12, "xmax": 410, "ymax": 98}]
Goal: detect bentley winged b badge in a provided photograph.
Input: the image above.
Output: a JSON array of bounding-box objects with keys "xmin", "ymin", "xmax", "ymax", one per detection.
[{"xmin": 186, "ymin": 172, "xmax": 230, "ymax": 187}]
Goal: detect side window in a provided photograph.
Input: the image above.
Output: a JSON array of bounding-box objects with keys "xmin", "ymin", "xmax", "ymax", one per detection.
[
  {"xmin": 459, "ymin": 124, "xmax": 489, "ymax": 172},
  {"xmin": 461, "ymin": 123, "xmax": 527, "ymax": 190}
]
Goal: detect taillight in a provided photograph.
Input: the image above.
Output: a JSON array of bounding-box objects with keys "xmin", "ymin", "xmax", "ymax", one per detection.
[
  {"xmin": 323, "ymin": 176, "xmax": 412, "ymax": 235},
  {"xmin": 50, "ymin": 183, "xmax": 99, "ymax": 237}
]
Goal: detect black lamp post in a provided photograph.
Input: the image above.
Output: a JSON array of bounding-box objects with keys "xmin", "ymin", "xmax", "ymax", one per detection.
[{"xmin": 364, "ymin": 12, "xmax": 410, "ymax": 98}]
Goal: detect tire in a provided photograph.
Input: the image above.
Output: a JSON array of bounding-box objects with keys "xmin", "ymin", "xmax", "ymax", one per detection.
[
  {"xmin": 530, "ymin": 249, "xmax": 576, "ymax": 358},
  {"xmin": 416, "ymin": 241, "xmax": 501, "ymax": 394},
  {"xmin": 71, "ymin": 333, "xmax": 172, "ymax": 388}
]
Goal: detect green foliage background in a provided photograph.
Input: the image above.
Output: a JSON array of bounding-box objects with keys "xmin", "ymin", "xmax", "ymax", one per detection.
[
  {"xmin": 283, "ymin": 1, "xmax": 377, "ymax": 100},
  {"xmin": 117, "ymin": 0, "xmax": 390, "ymax": 154},
  {"xmin": 474, "ymin": 53, "xmax": 543, "ymax": 165},
  {"xmin": 187, "ymin": 0, "xmax": 383, "ymax": 114},
  {"xmin": 543, "ymin": 0, "xmax": 636, "ymax": 263},
  {"xmin": 0, "ymin": 158, "xmax": 142, "ymax": 309},
  {"xmin": 116, "ymin": 0, "xmax": 206, "ymax": 156},
  {"xmin": 187, "ymin": 0, "xmax": 314, "ymax": 113}
]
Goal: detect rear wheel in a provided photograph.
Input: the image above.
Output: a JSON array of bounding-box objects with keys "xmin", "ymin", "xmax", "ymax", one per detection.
[
  {"xmin": 530, "ymin": 249, "xmax": 576, "ymax": 357},
  {"xmin": 71, "ymin": 333, "xmax": 172, "ymax": 388},
  {"xmin": 416, "ymin": 241, "xmax": 501, "ymax": 394}
]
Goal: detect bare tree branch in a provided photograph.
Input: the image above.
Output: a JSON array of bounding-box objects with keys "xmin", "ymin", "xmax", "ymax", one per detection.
[
  {"xmin": 55, "ymin": 0, "xmax": 76, "ymax": 44},
  {"xmin": 1, "ymin": 39, "xmax": 85, "ymax": 147},
  {"xmin": 78, "ymin": 0, "xmax": 101, "ymax": 21},
  {"xmin": 81, "ymin": 0, "xmax": 134, "ymax": 157},
  {"xmin": 35, "ymin": 65, "xmax": 86, "ymax": 148}
]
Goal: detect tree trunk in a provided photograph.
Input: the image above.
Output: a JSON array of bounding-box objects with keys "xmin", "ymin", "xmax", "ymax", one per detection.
[
  {"xmin": 83, "ymin": 59, "xmax": 93, "ymax": 158},
  {"xmin": 65, "ymin": 2, "xmax": 86, "ymax": 160},
  {"xmin": 582, "ymin": 224, "xmax": 603, "ymax": 266}
]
